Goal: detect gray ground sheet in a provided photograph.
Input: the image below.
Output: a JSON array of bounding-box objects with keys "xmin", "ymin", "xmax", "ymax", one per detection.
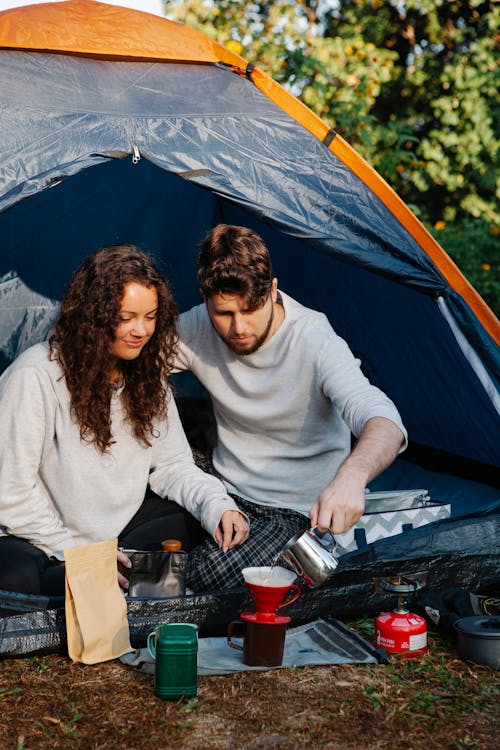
[{"xmin": 120, "ymin": 618, "xmax": 384, "ymax": 675}]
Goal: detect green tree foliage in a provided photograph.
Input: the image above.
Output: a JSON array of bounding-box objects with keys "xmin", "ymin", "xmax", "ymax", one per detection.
[
  {"xmin": 324, "ymin": 0, "xmax": 499, "ymax": 227},
  {"xmin": 164, "ymin": 1, "xmax": 499, "ymax": 306}
]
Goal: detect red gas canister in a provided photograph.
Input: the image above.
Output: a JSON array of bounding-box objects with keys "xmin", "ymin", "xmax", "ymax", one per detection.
[
  {"xmin": 375, "ymin": 607, "xmax": 427, "ymax": 656},
  {"xmin": 374, "ymin": 573, "xmax": 428, "ymax": 657}
]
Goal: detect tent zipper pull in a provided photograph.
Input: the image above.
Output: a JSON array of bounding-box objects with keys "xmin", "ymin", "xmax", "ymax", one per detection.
[{"xmin": 132, "ymin": 145, "xmax": 140, "ymax": 164}]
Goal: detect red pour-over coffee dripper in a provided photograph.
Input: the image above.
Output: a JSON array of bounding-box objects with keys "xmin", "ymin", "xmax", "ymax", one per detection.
[
  {"xmin": 227, "ymin": 567, "xmax": 300, "ymax": 667},
  {"xmin": 241, "ymin": 566, "xmax": 301, "ymax": 619}
]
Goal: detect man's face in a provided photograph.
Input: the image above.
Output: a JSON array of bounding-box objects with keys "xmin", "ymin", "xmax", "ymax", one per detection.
[{"xmin": 205, "ymin": 279, "xmax": 278, "ymax": 355}]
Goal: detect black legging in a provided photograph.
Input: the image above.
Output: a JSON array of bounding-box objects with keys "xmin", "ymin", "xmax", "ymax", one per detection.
[{"xmin": 0, "ymin": 489, "xmax": 209, "ymax": 598}]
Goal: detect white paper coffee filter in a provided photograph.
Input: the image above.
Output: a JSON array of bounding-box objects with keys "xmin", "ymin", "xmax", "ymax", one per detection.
[{"xmin": 241, "ymin": 566, "xmax": 297, "ymax": 587}]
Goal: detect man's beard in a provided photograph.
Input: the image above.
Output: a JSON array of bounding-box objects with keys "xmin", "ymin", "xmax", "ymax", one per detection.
[{"xmin": 222, "ymin": 305, "xmax": 274, "ymax": 356}]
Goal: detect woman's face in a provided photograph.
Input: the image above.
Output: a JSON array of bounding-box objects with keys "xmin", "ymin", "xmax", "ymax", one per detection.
[{"xmin": 111, "ymin": 281, "xmax": 158, "ymax": 362}]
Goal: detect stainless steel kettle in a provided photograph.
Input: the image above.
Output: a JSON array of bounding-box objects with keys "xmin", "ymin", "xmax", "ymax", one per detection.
[{"xmin": 279, "ymin": 528, "xmax": 339, "ymax": 588}]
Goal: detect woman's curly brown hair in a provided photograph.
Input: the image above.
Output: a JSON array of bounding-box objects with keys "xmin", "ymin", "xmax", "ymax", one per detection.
[{"xmin": 49, "ymin": 244, "xmax": 178, "ymax": 452}]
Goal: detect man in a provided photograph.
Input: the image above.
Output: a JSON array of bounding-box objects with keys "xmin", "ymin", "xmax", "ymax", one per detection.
[{"xmin": 177, "ymin": 224, "xmax": 407, "ymax": 591}]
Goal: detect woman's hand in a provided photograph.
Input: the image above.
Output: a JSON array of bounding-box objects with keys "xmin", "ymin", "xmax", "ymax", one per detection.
[
  {"xmin": 215, "ymin": 510, "xmax": 249, "ymax": 553},
  {"xmin": 117, "ymin": 548, "xmax": 132, "ymax": 591}
]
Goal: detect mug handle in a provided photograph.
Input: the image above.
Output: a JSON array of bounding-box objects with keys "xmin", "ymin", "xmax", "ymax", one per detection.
[
  {"xmin": 276, "ymin": 583, "xmax": 301, "ymax": 610},
  {"xmin": 226, "ymin": 620, "xmax": 244, "ymax": 651},
  {"xmin": 147, "ymin": 631, "xmax": 157, "ymax": 659}
]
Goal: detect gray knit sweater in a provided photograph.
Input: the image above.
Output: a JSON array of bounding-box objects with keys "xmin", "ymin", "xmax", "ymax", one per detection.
[
  {"xmin": 176, "ymin": 291, "xmax": 407, "ymax": 515},
  {"xmin": 0, "ymin": 343, "xmax": 238, "ymax": 558}
]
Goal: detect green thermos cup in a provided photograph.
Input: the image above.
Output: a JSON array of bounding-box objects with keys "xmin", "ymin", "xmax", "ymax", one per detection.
[{"xmin": 147, "ymin": 623, "xmax": 198, "ymax": 700}]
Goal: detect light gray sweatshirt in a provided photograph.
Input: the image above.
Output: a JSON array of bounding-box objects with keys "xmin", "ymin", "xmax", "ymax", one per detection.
[
  {"xmin": 176, "ymin": 291, "xmax": 407, "ymax": 515},
  {"xmin": 0, "ymin": 343, "xmax": 239, "ymax": 558}
]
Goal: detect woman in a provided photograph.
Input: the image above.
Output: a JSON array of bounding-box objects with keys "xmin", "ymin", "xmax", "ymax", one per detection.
[{"xmin": 0, "ymin": 244, "xmax": 248, "ymax": 597}]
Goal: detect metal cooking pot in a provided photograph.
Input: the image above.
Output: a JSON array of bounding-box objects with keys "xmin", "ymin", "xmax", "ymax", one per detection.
[
  {"xmin": 453, "ymin": 616, "xmax": 500, "ymax": 669},
  {"xmin": 279, "ymin": 528, "xmax": 339, "ymax": 588}
]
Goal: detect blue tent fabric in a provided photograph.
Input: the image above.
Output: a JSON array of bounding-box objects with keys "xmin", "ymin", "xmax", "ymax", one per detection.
[
  {"xmin": 0, "ymin": 47, "xmax": 498, "ymax": 515},
  {"xmin": 0, "ymin": 7, "xmax": 498, "ymax": 652},
  {"xmin": 0, "ymin": 52, "xmax": 465, "ymax": 290}
]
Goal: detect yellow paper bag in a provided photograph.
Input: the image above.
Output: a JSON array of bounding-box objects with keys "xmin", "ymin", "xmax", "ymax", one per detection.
[{"xmin": 64, "ymin": 539, "xmax": 131, "ymax": 664}]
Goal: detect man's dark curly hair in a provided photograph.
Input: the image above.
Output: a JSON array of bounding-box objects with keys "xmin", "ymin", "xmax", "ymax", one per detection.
[
  {"xmin": 49, "ymin": 244, "xmax": 178, "ymax": 452},
  {"xmin": 197, "ymin": 224, "xmax": 273, "ymax": 310}
]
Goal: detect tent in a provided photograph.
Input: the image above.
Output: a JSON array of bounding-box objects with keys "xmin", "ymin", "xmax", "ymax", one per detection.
[
  {"xmin": 1, "ymin": 0, "xmax": 498, "ymax": 505},
  {"xmin": 0, "ymin": 1, "xmax": 498, "ymax": 642}
]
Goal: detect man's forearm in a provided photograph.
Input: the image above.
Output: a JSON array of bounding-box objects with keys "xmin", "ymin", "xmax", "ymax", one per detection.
[
  {"xmin": 337, "ymin": 416, "xmax": 405, "ymax": 486},
  {"xmin": 310, "ymin": 417, "xmax": 406, "ymax": 533}
]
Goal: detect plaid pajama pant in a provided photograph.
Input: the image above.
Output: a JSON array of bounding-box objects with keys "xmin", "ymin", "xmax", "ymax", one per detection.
[{"xmin": 186, "ymin": 496, "xmax": 310, "ymax": 592}]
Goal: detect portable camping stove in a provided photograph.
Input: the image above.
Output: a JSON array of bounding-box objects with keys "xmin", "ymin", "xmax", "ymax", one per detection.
[{"xmin": 374, "ymin": 572, "xmax": 428, "ymax": 657}]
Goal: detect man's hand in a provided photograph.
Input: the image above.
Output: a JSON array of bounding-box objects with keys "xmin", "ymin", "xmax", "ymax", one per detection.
[
  {"xmin": 309, "ymin": 417, "xmax": 405, "ymax": 535},
  {"xmin": 117, "ymin": 548, "xmax": 132, "ymax": 591},
  {"xmin": 309, "ymin": 468, "xmax": 366, "ymax": 534},
  {"xmin": 215, "ymin": 510, "xmax": 249, "ymax": 553}
]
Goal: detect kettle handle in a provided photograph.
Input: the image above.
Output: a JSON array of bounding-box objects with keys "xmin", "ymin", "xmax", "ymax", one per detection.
[{"xmin": 311, "ymin": 527, "xmax": 337, "ymax": 554}]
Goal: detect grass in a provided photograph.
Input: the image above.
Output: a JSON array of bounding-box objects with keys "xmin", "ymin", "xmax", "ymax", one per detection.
[{"xmin": 1, "ymin": 622, "xmax": 498, "ymax": 749}]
